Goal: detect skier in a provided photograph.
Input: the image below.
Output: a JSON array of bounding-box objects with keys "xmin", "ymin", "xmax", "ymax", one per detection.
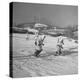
[
  {"xmin": 34, "ymin": 33, "xmax": 46, "ymax": 57},
  {"xmin": 55, "ymin": 36, "xmax": 64, "ymax": 56}
]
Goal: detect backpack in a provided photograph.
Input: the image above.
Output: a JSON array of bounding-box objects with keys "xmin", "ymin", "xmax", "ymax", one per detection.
[
  {"xmin": 38, "ymin": 39, "xmax": 44, "ymax": 46},
  {"xmin": 60, "ymin": 39, "xmax": 64, "ymax": 45}
]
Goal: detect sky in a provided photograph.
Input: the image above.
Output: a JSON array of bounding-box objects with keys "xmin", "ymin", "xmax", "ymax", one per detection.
[{"xmin": 12, "ymin": 2, "xmax": 78, "ymax": 27}]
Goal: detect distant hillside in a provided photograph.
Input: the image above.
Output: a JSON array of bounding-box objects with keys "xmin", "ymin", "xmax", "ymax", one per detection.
[
  {"xmin": 15, "ymin": 22, "xmax": 36, "ymax": 28},
  {"xmin": 14, "ymin": 22, "xmax": 63, "ymax": 30}
]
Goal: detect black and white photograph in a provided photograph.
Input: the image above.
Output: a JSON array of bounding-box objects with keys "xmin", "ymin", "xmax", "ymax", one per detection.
[{"xmin": 10, "ymin": 2, "xmax": 78, "ymax": 78}]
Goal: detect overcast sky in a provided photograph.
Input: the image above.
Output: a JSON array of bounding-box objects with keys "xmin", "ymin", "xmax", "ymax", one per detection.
[{"xmin": 12, "ymin": 2, "xmax": 78, "ymax": 27}]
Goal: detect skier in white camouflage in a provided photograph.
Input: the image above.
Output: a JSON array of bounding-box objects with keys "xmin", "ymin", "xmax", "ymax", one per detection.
[
  {"xmin": 55, "ymin": 35, "xmax": 64, "ymax": 56},
  {"xmin": 34, "ymin": 33, "xmax": 46, "ymax": 57}
]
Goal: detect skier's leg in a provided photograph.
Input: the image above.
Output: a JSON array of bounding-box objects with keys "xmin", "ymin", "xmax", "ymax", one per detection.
[
  {"xmin": 34, "ymin": 50, "xmax": 38, "ymax": 56},
  {"xmin": 59, "ymin": 50, "xmax": 61, "ymax": 55},
  {"xmin": 59, "ymin": 46, "xmax": 63, "ymax": 55},
  {"xmin": 34, "ymin": 50, "xmax": 42, "ymax": 57},
  {"xmin": 59, "ymin": 49, "xmax": 63, "ymax": 55},
  {"xmin": 37, "ymin": 49, "xmax": 42, "ymax": 56},
  {"xmin": 55, "ymin": 46, "xmax": 59, "ymax": 56},
  {"xmin": 34, "ymin": 50, "xmax": 39, "ymax": 57},
  {"xmin": 34, "ymin": 48, "xmax": 43, "ymax": 57}
]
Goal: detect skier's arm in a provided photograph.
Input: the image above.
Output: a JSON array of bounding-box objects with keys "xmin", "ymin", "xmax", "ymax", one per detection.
[{"xmin": 57, "ymin": 38, "xmax": 59, "ymax": 43}]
